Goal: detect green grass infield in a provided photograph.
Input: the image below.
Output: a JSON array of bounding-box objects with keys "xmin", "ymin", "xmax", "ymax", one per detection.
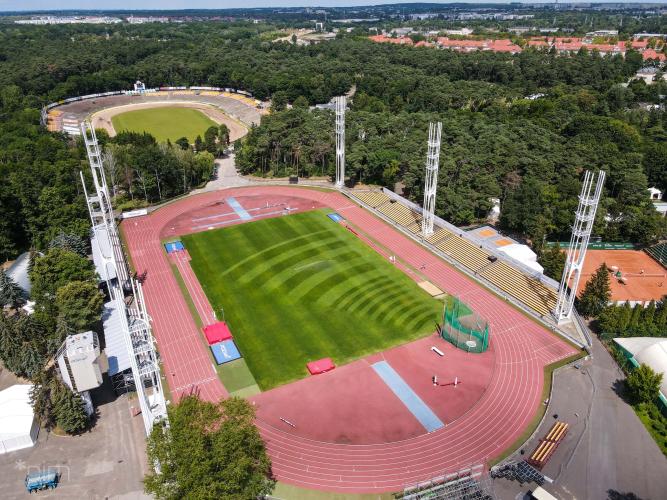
[
  {"xmin": 111, "ymin": 106, "xmax": 218, "ymax": 143},
  {"xmin": 182, "ymin": 210, "xmax": 442, "ymax": 390}
]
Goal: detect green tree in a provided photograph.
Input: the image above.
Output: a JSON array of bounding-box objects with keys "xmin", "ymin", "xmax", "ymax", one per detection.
[
  {"xmin": 29, "ymin": 248, "xmax": 97, "ymax": 318},
  {"xmin": 0, "ymin": 314, "xmax": 50, "ymax": 379},
  {"xmin": 538, "ymin": 243, "xmax": 566, "ymax": 281},
  {"xmin": 175, "ymin": 137, "xmax": 190, "ymax": 150},
  {"xmin": 203, "ymin": 126, "xmax": 219, "ymax": 155},
  {"xmin": 293, "ymin": 95, "xmax": 309, "ymax": 109},
  {"xmin": 577, "ymin": 263, "xmax": 611, "ymax": 318},
  {"xmin": 49, "ymin": 231, "xmax": 88, "ymax": 258},
  {"xmin": 626, "ymin": 364, "xmax": 663, "ymax": 404},
  {"xmin": 53, "ymin": 384, "xmax": 89, "ymax": 434},
  {"xmin": 270, "ymin": 91, "xmax": 289, "ymax": 112},
  {"xmin": 194, "ymin": 135, "xmax": 203, "ymax": 152},
  {"xmin": 30, "ymin": 367, "xmax": 89, "ymax": 434},
  {"xmin": 218, "ymin": 124, "xmax": 230, "ymax": 147},
  {"xmin": 0, "ymin": 268, "xmax": 25, "ymax": 309},
  {"xmin": 597, "ymin": 305, "xmax": 620, "ymax": 337},
  {"xmin": 55, "ymin": 280, "xmax": 104, "ymax": 332},
  {"xmin": 30, "ymin": 369, "xmax": 59, "ymax": 429},
  {"xmin": 144, "ymin": 395, "xmax": 274, "ymax": 499}
]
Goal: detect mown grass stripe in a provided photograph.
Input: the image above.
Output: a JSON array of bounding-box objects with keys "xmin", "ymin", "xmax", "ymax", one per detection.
[{"xmin": 183, "ymin": 210, "xmax": 441, "ymax": 390}]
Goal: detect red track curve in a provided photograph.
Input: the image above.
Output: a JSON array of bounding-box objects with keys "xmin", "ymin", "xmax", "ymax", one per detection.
[{"xmin": 121, "ymin": 186, "xmax": 577, "ymax": 493}]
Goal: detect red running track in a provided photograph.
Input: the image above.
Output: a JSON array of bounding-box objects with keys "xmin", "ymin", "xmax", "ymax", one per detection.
[{"xmin": 121, "ymin": 186, "xmax": 578, "ymax": 493}]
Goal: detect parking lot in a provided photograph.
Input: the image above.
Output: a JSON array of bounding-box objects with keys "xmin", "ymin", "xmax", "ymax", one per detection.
[{"xmin": 0, "ymin": 368, "xmax": 149, "ymax": 499}]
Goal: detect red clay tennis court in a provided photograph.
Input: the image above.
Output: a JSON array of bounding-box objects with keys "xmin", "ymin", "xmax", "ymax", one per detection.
[
  {"xmin": 121, "ymin": 186, "xmax": 578, "ymax": 493},
  {"xmin": 576, "ymin": 249, "xmax": 667, "ymax": 304}
]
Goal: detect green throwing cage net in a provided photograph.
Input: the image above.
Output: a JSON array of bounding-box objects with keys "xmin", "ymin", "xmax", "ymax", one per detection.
[{"xmin": 440, "ymin": 296, "xmax": 490, "ymax": 353}]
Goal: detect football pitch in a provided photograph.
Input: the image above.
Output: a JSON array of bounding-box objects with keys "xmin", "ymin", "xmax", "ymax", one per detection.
[
  {"xmin": 111, "ymin": 106, "xmax": 218, "ymax": 143},
  {"xmin": 182, "ymin": 210, "xmax": 442, "ymax": 390}
]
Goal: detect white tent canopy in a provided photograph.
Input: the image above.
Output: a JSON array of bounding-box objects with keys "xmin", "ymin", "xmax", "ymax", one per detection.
[
  {"xmin": 614, "ymin": 337, "xmax": 667, "ymax": 397},
  {"xmin": 496, "ymin": 243, "xmax": 544, "ymax": 273},
  {"xmin": 0, "ymin": 384, "xmax": 39, "ymax": 454}
]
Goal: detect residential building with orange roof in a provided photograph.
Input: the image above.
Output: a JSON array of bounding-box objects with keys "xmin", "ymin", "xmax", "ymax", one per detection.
[{"xmin": 642, "ymin": 49, "xmax": 667, "ymax": 61}]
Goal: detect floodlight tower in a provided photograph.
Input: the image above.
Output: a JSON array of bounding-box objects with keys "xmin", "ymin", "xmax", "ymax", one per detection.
[
  {"xmin": 335, "ymin": 96, "xmax": 346, "ymax": 188},
  {"xmin": 554, "ymin": 169, "xmax": 606, "ymax": 322},
  {"xmin": 80, "ymin": 120, "xmax": 167, "ymax": 434},
  {"xmin": 421, "ymin": 122, "xmax": 442, "ymax": 237},
  {"xmin": 80, "ymin": 121, "xmax": 130, "ymax": 288}
]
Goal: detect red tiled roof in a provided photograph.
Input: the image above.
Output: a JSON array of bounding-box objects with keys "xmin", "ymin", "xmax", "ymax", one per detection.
[
  {"xmin": 587, "ymin": 43, "xmax": 622, "ymax": 53},
  {"xmin": 642, "ymin": 49, "xmax": 667, "ymax": 61},
  {"xmin": 368, "ymin": 35, "xmax": 413, "ymax": 45},
  {"xmin": 555, "ymin": 42, "xmax": 584, "ymax": 51},
  {"xmin": 437, "ymin": 37, "xmax": 487, "ymax": 48}
]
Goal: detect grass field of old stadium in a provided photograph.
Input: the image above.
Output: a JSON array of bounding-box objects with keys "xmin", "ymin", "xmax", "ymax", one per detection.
[
  {"xmin": 182, "ymin": 210, "xmax": 442, "ymax": 390},
  {"xmin": 111, "ymin": 106, "xmax": 217, "ymax": 142}
]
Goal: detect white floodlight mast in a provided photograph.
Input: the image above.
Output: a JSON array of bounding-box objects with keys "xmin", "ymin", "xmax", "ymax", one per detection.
[
  {"xmin": 554, "ymin": 169, "xmax": 606, "ymax": 322},
  {"xmin": 80, "ymin": 121, "xmax": 130, "ymax": 287},
  {"xmin": 335, "ymin": 96, "xmax": 346, "ymax": 188},
  {"xmin": 80, "ymin": 120, "xmax": 167, "ymax": 434},
  {"xmin": 422, "ymin": 122, "xmax": 442, "ymax": 237}
]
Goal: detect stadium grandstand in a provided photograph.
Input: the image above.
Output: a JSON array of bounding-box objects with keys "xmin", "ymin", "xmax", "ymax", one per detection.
[
  {"xmin": 401, "ymin": 464, "xmax": 496, "ymax": 499},
  {"xmin": 351, "ymin": 189, "xmax": 559, "ymax": 318},
  {"xmin": 42, "ymin": 85, "xmax": 266, "ymax": 134}
]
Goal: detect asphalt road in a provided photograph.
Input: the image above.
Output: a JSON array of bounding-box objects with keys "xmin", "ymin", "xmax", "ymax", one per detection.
[{"xmin": 495, "ymin": 338, "xmax": 667, "ymax": 500}]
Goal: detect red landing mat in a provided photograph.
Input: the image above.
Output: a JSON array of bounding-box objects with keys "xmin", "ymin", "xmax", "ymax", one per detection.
[
  {"xmin": 307, "ymin": 357, "xmax": 335, "ymax": 375},
  {"xmin": 203, "ymin": 322, "xmax": 233, "ymax": 345}
]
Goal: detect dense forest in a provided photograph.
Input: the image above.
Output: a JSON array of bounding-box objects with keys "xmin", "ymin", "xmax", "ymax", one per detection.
[
  {"xmin": 238, "ymin": 42, "xmax": 667, "ymax": 247},
  {"xmin": 0, "ymin": 19, "xmax": 666, "ymax": 264}
]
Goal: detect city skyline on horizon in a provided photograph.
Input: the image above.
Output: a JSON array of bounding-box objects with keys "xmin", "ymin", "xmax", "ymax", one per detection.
[{"xmin": 1, "ymin": 0, "xmax": 663, "ymax": 14}]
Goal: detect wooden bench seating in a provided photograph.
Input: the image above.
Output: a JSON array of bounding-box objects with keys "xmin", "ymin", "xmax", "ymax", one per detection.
[
  {"xmin": 354, "ymin": 191, "xmax": 391, "ymax": 209},
  {"xmin": 480, "ymin": 262, "xmax": 556, "ymax": 316},
  {"xmin": 426, "ymin": 227, "xmax": 454, "ymax": 245},
  {"xmin": 435, "ymin": 237, "xmax": 490, "ymax": 272},
  {"xmin": 377, "ymin": 202, "xmax": 415, "ymax": 227}
]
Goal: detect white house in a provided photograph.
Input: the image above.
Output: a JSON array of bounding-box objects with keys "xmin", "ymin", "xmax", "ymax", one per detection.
[{"xmin": 648, "ymin": 187, "xmax": 663, "ymax": 200}]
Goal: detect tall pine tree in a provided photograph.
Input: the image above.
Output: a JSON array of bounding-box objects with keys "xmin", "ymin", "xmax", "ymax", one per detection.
[
  {"xmin": 0, "ymin": 268, "xmax": 25, "ymax": 309},
  {"xmin": 578, "ymin": 263, "xmax": 611, "ymax": 318}
]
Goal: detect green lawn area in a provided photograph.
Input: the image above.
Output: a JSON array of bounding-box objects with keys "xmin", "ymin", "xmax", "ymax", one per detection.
[
  {"xmin": 111, "ymin": 106, "xmax": 217, "ymax": 143},
  {"xmin": 182, "ymin": 210, "xmax": 442, "ymax": 390}
]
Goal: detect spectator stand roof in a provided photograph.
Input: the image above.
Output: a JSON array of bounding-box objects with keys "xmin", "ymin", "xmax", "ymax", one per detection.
[
  {"xmin": 102, "ymin": 300, "xmax": 130, "ymax": 376},
  {"xmin": 91, "ymin": 224, "xmax": 117, "ymax": 282}
]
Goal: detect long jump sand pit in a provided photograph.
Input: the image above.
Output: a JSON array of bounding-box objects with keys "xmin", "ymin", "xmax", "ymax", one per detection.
[{"xmin": 91, "ymin": 101, "xmax": 248, "ymax": 142}]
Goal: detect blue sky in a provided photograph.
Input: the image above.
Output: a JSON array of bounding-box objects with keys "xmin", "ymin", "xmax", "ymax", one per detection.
[{"xmin": 0, "ymin": 1, "xmax": 634, "ymax": 12}]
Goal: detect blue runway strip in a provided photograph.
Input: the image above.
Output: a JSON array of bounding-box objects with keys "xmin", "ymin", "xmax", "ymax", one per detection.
[
  {"xmin": 372, "ymin": 361, "xmax": 444, "ymax": 432},
  {"xmin": 226, "ymin": 197, "xmax": 252, "ymax": 220}
]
